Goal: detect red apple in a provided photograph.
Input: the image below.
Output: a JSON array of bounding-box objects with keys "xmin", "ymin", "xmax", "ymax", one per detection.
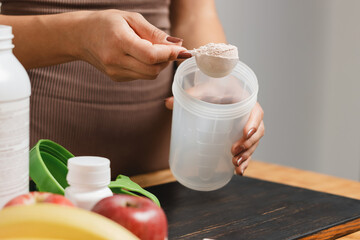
[
  {"xmin": 3, "ymin": 191, "xmax": 74, "ymax": 208},
  {"xmin": 92, "ymin": 194, "xmax": 167, "ymax": 240}
]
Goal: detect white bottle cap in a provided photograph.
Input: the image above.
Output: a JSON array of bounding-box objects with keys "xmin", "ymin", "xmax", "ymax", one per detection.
[
  {"xmin": 0, "ymin": 25, "xmax": 30, "ymax": 102},
  {"xmin": 67, "ymin": 156, "xmax": 111, "ymax": 187},
  {"xmin": 0, "ymin": 25, "xmax": 14, "ymax": 50}
]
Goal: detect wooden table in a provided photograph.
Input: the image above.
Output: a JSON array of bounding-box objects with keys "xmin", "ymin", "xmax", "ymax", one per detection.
[{"xmin": 131, "ymin": 160, "xmax": 360, "ymax": 240}]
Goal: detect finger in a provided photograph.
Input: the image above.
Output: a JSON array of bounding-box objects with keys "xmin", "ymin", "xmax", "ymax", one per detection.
[
  {"xmin": 231, "ymin": 102, "xmax": 263, "ymax": 155},
  {"xmin": 125, "ymin": 36, "xmax": 188, "ymax": 64},
  {"xmin": 240, "ymin": 158, "xmax": 250, "ymax": 175},
  {"xmin": 124, "ymin": 12, "xmax": 183, "ymax": 45},
  {"xmin": 120, "ymin": 55, "xmax": 170, "ymax": 76},
  {"xmin": 153, "ymin": 44, "xmax": 188, "ymax": 62},
  {"xmin": 231, "ymin": 141, "xmax": 245, "ymax": 157},
  {"xmin": 231, "ymin": 120, "xmax": 265, "ymax": 156},
  {"xmin": 235, "ymin": 157, "xmax": 250, "ymax": 175},
  {"xmin": 243, "ymin": 102, "xmax": 264, "ymax": 140},
  {"xmin": 176, "ymin": 51, "xmax": 192, "ymax": 59},
  {"xmin": 232, "ymin": 141, "xmax": 259, "ymax": 167},
  {"xmin": 165, "ymin": 96, "xmax": 174, "ymax": 110},
  {"xmin": 114, "ymin": 18, "xmax": 188, "ymax": 64}
]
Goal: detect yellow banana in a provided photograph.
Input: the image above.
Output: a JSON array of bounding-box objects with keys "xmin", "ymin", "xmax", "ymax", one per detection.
[
  {"xmin": 0, "ymin": 204, "xmax": 139, "ymax": 240},
  {"xmin": 2, "ymin": 239, "xmax": 64, "ymax": 240}
]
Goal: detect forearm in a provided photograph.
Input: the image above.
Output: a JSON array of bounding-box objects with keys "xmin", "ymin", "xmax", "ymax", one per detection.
[
  {"xmin": 0, "ymin": 12, "xmax": 85, "ymax": 69},
  {"xmin": 170, "ymin": 0, "xmax": 226, "ymax": 50}
]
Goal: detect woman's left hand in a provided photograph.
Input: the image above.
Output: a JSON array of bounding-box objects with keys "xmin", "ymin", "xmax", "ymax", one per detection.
[
  {"xmin": 229, "ymin": 102, "xmax": 264, "ymax": 175},
  {"xmin": 165, "ymin": 99, "xmax": 264, "ymax": 175}
]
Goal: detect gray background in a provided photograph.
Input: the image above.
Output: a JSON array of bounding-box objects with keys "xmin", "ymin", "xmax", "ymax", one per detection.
[{"xmin": 215, "ymin": 0, "xmax": 360, "ymax": 181}]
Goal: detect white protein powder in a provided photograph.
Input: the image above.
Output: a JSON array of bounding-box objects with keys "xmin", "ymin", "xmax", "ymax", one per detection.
[{"xmin": 192, "ymin": 43, "xmax": 238, "ymax": 59}]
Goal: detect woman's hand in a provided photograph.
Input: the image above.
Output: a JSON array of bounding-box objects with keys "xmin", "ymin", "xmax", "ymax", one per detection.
[
  {"xmin": 166, "ymin": 98, "xmax": 264, "ymax": 175},
  {"xmin": 72, "ymin": 10, "xmax": 189, "ymax": 82},
  {"xmin": 230, "ymin": 102, "xmax": 264, "ymax": 175},
  {"xmin": 0, "ymin": 10, "xmax": 190, "ymax": 78}
]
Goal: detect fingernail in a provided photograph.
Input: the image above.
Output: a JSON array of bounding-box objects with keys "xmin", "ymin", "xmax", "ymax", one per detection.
[
  {"xmin": 234, "ymin": 145, "xmax": 245, "ymax": 155},
  {"xmin": 246, "ymin": 128, "xmax": 256, "ymax": 139},
  {"xmin": 166, "ymin": 36, "xmax": 183, "ymax": 43},
  {"xmin": 236, "ymin": 157, "xmax": 243, "ymax": 167},
  {"xmin": 177, "ymin": 51, "xmax": 192, "ymax": 59},
  {"xmin": 240, "ymin": 163, "xmax": 248, "ymax": 175}
]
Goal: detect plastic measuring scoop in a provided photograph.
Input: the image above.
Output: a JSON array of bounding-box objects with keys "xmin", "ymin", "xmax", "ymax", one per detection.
[
  {"xmin": 189, "ymin": 43, "xmax": 239, "ymax": 78},
  {"xmin": 29, "ymin": 139, "xmax": 160, "ymax": 206}
]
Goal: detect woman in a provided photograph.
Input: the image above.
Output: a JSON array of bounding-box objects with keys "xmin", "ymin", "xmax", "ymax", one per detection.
[{"xmin": 0, "ymin": 0, "xmax": 264, "ymax": 177}]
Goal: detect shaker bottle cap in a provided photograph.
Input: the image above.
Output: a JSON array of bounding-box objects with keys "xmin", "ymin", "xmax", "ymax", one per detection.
[{"xmin": 30, "ymin": 139, "xmax": 74, "ymax": 195}]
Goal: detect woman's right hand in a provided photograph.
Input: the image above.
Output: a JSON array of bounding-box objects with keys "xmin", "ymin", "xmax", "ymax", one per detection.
[{"xmin": 72, "ymin": 10, "xmax": 189, "ymax": 82}]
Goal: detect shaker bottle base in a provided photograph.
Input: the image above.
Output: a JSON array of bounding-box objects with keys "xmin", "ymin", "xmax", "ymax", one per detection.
[{"xmin": 170, "ymin": 166, "xmax": 233, "ymax": 191}]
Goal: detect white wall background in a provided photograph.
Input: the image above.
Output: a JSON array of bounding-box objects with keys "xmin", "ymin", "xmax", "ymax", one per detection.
[{"xmin": 215, "ymin": 0, "xmax": 360, "ymax": 181}]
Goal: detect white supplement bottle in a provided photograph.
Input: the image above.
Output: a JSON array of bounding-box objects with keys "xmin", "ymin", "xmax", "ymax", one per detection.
[
  {"xmin": 0, "ymin": 25, "xmax": 31, "ymax": 209},
  {"xmin": 65, "ymin": 156, "xmax": 113, "ymax": 210}
]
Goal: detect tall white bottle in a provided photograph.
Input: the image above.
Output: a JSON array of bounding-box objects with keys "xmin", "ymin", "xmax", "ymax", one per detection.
[{"xmin": 0, "ymin": 25, "xmax": 31, "ymax": 208}]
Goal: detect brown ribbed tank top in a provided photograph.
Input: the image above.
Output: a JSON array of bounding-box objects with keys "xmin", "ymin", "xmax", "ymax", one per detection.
[{"xmin": 1, "ymin": 0, "xmax": 174, "ymax": 177}]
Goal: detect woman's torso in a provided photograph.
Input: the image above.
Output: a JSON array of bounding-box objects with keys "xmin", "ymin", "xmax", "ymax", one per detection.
[{"xmin": 1, "ymin": 0, "xmax": 174, "ymax": 177}]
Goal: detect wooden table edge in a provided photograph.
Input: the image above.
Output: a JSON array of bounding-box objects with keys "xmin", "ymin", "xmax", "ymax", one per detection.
[{"xmin": 300, "ymin": 218, "xmax": 360, "ymax": 240}]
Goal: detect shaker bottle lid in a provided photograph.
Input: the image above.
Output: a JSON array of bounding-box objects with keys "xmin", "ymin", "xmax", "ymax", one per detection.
[{"xmin": 30, "ymin": 139, "xmax": 74, "ymax": 195}]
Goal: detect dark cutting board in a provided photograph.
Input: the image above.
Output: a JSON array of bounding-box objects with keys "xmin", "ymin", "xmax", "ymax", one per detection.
[{"xmin": 146, "ymin": 176, "xmax": 360, "ymax": 240}]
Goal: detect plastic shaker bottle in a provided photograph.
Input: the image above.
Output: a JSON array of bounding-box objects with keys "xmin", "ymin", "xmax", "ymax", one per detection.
[
  {"xmin": 0, "ymin": 25, "xmax": 31, "ymax": 208},
  {"xmin": 169, "ymin": 57, "xmax": 258, "ymax": 191}
]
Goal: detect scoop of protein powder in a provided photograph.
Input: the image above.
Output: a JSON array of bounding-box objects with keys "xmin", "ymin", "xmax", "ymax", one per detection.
[{"xmin": 190, "ymin": 43, "xmax": 239, "ymax": 78}]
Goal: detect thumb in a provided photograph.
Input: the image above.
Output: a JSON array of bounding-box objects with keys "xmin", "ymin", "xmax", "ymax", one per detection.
[
  {"xmin": 165, "ymin": 97, "xmax": 174, "ymax": 110},
  {"xmin": 124, "ymin": 13, "xmax": 183, "ymax": 45}
]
